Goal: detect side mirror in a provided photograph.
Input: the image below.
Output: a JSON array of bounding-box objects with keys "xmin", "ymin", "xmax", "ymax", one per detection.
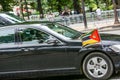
[{"xmin": 46, "ymin": 39, "xmax": 59, "ymax": 45}]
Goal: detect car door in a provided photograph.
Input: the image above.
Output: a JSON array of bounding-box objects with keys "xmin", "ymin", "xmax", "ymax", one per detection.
[
  {"xmin": 0, "ymin": 27, "xmax": 22, "ymax": 73},
  {"xmin": 15, "ymin": 27, "xmax": 73, "ymax": 71}
]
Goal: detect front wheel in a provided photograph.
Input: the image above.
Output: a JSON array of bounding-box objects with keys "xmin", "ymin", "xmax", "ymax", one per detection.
[{"xmin": 83, "ymin": 52, "xmax": 114, "ymax": 80}]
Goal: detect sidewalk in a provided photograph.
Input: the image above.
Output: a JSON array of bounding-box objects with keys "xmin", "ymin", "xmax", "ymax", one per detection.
[{"xmin": 69, "ymin": 18, "xmax": 120, "ymax": 32}]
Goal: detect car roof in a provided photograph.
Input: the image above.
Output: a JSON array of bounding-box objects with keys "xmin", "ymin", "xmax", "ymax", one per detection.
[
  {"xmin": 0, "ymin": 20, "xmax": 54, "ymax": 27},
  {"xmin": 0, "ymin": 23, "xmax": 48, "ymax": 30},
  {"xmin": 0, "ymin": 12, "xmax": 25, "ymax": 24},
  {"xmin": 16, "ymin": 21, "xmax": 54, "ymax": 25}
]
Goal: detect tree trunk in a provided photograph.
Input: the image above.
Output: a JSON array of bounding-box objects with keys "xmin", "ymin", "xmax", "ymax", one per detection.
[
  {"xmin": 57, "ymin": 0, "xmax": 62, "ymax": 15},
  {"xmin": 24, "ymin": 0, "xmax": 29, "ymax": 20},
  {"xmin": 19, "ymin": 0, "xmax": 24, "ymax": 19},
  {"xmin": 73, "ymin": 0, "xmax": 81, "ymax": 14},
  {"xmin": 81, "ymin": 0, "xmax": 87, "ymax": 28},
  {"xmin": 112, "ymin": 0, "xmax": 119, "ymax": 24},
  {"xmin": 37, "ymin": 0, "xmax": 44, "ymax": 18}
]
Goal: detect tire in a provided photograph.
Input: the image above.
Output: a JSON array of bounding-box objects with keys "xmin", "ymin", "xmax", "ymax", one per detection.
[{"xmin": 83, "ymin": 52, "xmax": 113, "ymax": 80}]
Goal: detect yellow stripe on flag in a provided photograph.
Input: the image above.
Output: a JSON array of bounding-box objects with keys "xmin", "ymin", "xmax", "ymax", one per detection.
[{"xmin": 82, "ymin": 39, "xmax": 99, "ymax": 46}]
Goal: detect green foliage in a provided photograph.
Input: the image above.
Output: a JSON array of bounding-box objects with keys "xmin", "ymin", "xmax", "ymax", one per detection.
[
  {"xmin": 46, "ymin": 0, "xmax": 72, "ymax": 13},
  {"xmin": 108, "ymin": 5, "xmax": 113, "ymax": 10},
  {"xmin": 85, "ymin": 0, "xmax": 113, "ymax": 11},
  {"xmin": 85, "ymin": 0, "xmax": 97, "ymax": 12},
  {"xmin": 30, "ymin": 2, "xmax": 36, "ymax": 9},
  {"xmin": 0, "ymin": 0, "xmax": 15, "ymax": 12},
  {"xmin": 0, "ymin": 0, "xmax": 115, "ymax": 13}
]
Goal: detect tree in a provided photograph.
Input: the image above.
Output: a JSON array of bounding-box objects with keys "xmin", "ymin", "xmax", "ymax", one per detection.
[
  {"xmin": 24, "ymin": 0, "xmax": 29, "ymax": 19},
  {"xmin": 82, "ymin": 0, "xmax": 87, "ymax": 28},
  {"xmin": 30, "ymin": 2, "xmax": 36, "ymax": 9},
  {"xmin": 95, "ymin": 0, "xmax": 99, "ymax": 6},
  {"xmin": 73, "ymin": 0, "xmax": 81, "ymax": 14},
  {"xmin": 115, "ymin": 0, "xmax": 120, "ymax": 8},
  {"xmin": 0, "ymin": 0, "xmax": 15, "ymax": 11},
  {"xmin": 85, "ymin": 0, "xmax": 97, "ymax": 12},
  {"xmin": 47, "ymin": 0, "xmax": 54, "ymax": 11},
  {"xmin": 117, "ymin": 0, "xmax": 120, "ymax": 8},
  {"xmin": 103, "ymin": 0, "xmax": 112, "ymax": 10},
  {"xmin": 56, "ymin": 0, "xmax": 62, "ymax": 14},
  {"xmin": 112, "ymin": 0, "xmax": 119, "ymax": 24},
  {"xmin": 19, "ymin": 0, "xmax": 24, "ymax": 19},
  {"xmin": 47, "ymin": 0, "xmax": 72, "ymax": 14},
  {"xmin": 37, "ymin": 0, "xmax": 44, "ymax": 18}
]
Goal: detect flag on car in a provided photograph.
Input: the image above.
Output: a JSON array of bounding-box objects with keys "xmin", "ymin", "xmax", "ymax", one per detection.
[{"xmin": 81, "ymin": 29, "xmax": 101, "ymax": 46}]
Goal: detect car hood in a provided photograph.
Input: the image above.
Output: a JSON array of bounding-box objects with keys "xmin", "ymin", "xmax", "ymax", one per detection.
[
  {"xmin": 88, "ymin": 33, "xmax": 120, "ymax": 47},
  {"xmin": 68, "ymin": 33, "xmax": 120, "ymax": 47},
  {"xmin": 101, "ymin": 40, "xmax": 120, "ymax": 46},
  {"xmin": 100, "ymin": 33, "xmax": 120, "ymax": 41}
]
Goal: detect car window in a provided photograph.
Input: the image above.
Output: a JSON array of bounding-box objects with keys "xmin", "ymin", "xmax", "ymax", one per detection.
[
  {"xmin": 0, "ymin": 28, "xmax": 16, "ymax": 48},
  {"xmin": 18, "ymin": 28, "xmax": 56, "ymax": 45},
  {"xmin": 44, "ymin": 23, "xmax": 82, "ymax": 39}
]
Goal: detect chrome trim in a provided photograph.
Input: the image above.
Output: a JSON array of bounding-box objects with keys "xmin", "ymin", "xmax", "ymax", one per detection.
[{"xmin": 0, "ymin": 67, "xmax": 76, "ymax": 74}]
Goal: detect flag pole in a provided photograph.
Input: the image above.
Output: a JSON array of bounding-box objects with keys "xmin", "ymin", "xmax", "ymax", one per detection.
[{"xmin": 95, "ymin": 28, "xmax": 104, "ymax": 49}]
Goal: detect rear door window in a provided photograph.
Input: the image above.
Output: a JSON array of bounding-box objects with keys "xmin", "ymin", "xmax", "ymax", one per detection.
[{"xmin": 0, "ymin": 28, "xmax": 17, "ymax": 48}]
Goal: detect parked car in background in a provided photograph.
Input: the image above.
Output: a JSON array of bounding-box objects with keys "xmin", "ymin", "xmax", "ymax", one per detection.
[
  {"xmin": 0, "ymin": 12, "xmax": 25, "ymax": 26},
  {"xmin": 0, "ymin": 23, "xmax": 120, "ymax": 80}
]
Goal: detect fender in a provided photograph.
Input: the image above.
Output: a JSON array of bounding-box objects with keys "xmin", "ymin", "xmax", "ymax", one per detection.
[{"xmin": 76, "ymin": 44, "xmax": 109, "ymax": 73}]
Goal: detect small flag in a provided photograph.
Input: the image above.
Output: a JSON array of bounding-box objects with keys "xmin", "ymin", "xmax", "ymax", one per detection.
[{"xmin": 81, "ymin": 29, "xmax": 101, "ymax": 46}]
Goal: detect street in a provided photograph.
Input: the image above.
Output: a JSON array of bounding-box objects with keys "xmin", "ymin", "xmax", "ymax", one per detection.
[{"xmin": 18, "ymin": 72, "xmax": 120, "ymax": 80}]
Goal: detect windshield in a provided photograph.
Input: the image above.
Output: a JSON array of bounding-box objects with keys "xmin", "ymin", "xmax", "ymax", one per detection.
[{"xmin": 43, "ymin": 22, "xmax": 82, "ymax": 39}]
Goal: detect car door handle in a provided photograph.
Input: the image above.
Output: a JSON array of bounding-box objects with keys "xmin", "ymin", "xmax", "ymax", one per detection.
[{"xmin": 21, "ymin": 48, "xmax": 29, "ymax": 52}]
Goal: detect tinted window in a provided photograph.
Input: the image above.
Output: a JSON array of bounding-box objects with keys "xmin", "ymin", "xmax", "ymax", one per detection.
[
  {"xmin": 18, "ymin": 28, "xmax": 50, "ymax": 44},
  {"xmin": 0, "ymin": 28, "xmax": 15, "ymax": 45},
  {"xmin": 44, "ymin": 23, "xmax": 81, "ymax": 39}
]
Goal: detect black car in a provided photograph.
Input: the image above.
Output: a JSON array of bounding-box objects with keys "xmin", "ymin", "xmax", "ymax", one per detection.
[{"xmin": 0, "ymin": 23, "xmax": 120, "ymax": 80}]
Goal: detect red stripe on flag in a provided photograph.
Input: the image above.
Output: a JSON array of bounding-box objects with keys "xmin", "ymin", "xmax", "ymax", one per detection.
[{"xmin": 89, "ymin": 29, "xmax": 101, "ymax": 42}]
